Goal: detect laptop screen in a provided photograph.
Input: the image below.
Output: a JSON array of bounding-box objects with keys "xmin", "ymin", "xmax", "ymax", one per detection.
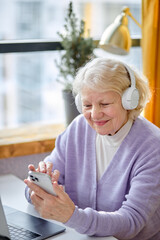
[{"xmin": 0, "ymin": 198, "xmax": 10, "ymax": 239}]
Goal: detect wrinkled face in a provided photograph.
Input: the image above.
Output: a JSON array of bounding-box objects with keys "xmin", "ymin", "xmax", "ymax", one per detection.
[{"xmin": 81, "ymin": 88, "xmax": 128, "ymax": 135}]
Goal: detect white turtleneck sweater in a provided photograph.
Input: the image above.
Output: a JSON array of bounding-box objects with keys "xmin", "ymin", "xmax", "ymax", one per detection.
[{"xmin": 96, "ymin": 119, "xmax": 133, "ymax": 180}]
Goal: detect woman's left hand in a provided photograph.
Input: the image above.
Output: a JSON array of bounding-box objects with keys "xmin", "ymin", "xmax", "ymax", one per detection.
[{"xmin": 24, "ymin": 179, "xmax": 75, "ymax": 223}]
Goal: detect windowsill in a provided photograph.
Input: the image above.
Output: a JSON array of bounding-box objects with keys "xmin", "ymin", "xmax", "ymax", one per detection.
[{"xmin": 0, "ymin": 123, "xmax": 65, "ymax": 159}]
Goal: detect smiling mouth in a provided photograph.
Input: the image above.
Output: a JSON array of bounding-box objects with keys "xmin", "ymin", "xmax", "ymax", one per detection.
[{"xmin": 94, "ymin": 120, "xmax": 109, "ymax": 126}]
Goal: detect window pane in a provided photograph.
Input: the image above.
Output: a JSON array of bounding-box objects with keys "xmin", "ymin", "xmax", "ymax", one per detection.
[
  {"xmin": 0, "ymin": 51, "xmax": 65, "ymax": 129},
  {"xmin": 0, "ymin": 0, "xmax": 141, "ymax": 40}
]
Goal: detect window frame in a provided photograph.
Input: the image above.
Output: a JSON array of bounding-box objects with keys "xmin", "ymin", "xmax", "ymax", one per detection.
[{"xmin": 0, "ymin": 38, "xmax": 140, "ymax": 53}]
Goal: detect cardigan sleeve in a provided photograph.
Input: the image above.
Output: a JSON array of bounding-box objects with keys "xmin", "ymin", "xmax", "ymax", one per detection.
[{"xmin": 64, "ymin": 147, "xmax": 160, "ymax": 239}]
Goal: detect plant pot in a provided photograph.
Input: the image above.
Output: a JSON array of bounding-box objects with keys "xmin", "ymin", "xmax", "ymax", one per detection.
[{"xmin": 62, "ymin": 90, "xmax": 79, "ymax": 126}]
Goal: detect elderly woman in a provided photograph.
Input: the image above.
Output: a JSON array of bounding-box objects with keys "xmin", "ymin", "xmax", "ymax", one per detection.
[{"xmin": 25, "ymin": 58, "xmax": 160, "ymax": 240}]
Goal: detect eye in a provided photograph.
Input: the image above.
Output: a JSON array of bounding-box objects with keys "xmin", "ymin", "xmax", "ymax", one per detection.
[
  {"xmin": 101, "ymin": 103, "xmax": 110, "ymax": 106},
  {"xmin": 83, "ymin": 104, "xmax": 92, "ymax": 108}
]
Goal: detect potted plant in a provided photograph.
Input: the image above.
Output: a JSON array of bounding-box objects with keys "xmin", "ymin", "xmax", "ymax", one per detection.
[{"xmin": 55, "ymin": 1, "xmax": 96, "ymax": 125}]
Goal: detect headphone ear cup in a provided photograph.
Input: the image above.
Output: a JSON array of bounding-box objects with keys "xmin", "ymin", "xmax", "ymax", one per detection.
[
  {"xmin": 122, "ymin": 88, "xmax": 139, "ymax": 110},
  {"xmin": 75, "ymin": 94, "xmax": 82, "ymax": 113}
]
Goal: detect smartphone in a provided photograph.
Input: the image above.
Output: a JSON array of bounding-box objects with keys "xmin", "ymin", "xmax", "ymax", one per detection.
[{"xmin": 28, "ymin": 171, "xmax": 57, "ymax": 196}]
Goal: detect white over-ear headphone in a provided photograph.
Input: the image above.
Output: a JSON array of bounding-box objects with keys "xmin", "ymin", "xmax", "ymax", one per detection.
[
  {"xmin": 75, "ymin": 63, "xmax": 139, "ymax": 113},
  {"xmin": 75, "ymin": 94, "xmax": 82, "ymax": 113},
  {"xmin": 121, "ymin": 64, "xmax": 139, "ymax": 110}
]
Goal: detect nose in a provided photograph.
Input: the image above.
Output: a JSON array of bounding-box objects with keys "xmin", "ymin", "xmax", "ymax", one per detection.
[{"xmin": 91, "ymin": 105, "xmax": 103, "ymax": 119}]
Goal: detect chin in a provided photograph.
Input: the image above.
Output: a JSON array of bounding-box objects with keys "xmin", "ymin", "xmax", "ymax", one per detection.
[
  {"xmin": 98, "ymin": 131, "xmax": 111, "ymax": 136},
  {"xmin": 94, "ymin": 127, "xmax": 110, "ymax": 135}
]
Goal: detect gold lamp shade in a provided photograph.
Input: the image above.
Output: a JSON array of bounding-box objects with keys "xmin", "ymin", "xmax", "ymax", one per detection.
[{"xmin": 99, "ymin": 7, "xmax": 141, "ymax": 55}]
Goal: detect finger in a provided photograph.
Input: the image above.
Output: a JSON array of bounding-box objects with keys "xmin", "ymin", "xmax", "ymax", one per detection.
[
  {"xmin": 24, "ymin": 179, "xmax": 48, "ymax": 199},
  {"xmin": 30, "ymin": 191, "xmax": 43, "ymax": 204},
  {"xmin": 38, "ymin": 161, "xmax": 46, "ymax": 173},
  {"xmin": 59, "ymin": 185, "xmax": 64, "ymax": 191},
  {"xmin": 28, "ymin": 164, "xmax": 36, "ymax": 171},
  {"xmin": 52, "ymin": 181, "xmax": 66, "ymax": 200},
  {"xmin": 30, "ymin": 192, "xmax": 44, "ymax": 215},
  {"xmin": 46, "ymin": 162, "xmax": 53, "ymax": 176},
  {"xmin": 51, "ymin": 170, "xmax": 60, "ymax": 183}
]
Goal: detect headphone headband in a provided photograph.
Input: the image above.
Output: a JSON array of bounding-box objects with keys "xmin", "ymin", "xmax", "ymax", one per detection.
[{"xmin": 123, "ymin": 63, "xmax": 136, "ymax": 88}]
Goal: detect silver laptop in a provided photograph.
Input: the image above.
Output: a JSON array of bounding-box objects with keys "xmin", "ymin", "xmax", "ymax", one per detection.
[{"xmin": 0, "ymin": 198, "xmax": 65, "ymax": 240}]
